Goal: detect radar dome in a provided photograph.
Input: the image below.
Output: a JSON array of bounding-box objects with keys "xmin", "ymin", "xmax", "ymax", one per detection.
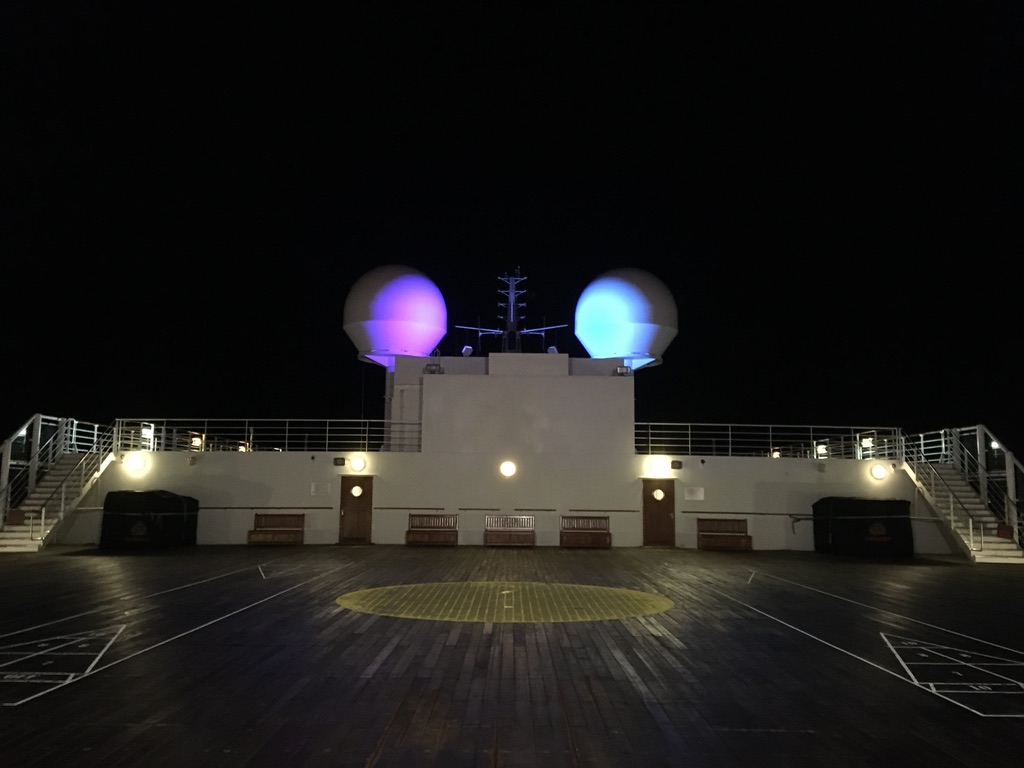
[
  {"xmin": 574, "ymin": 268, "xmax": 678, "ymax": 370},
  {"xmin": 343, "ymin": 265, "xmax": 447, "ymax": 368}
]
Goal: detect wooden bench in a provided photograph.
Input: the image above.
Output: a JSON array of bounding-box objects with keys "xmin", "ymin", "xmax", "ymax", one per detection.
[
  {"xmin": 247, "ymin": 513, "xmax": 305, "ymax": 545},
  {"xmin": 697, "ymin": 518, "xmax": 752, "ymax": 550},
  {"xmin": 405, "ymin": 513, "xmax": 459, "ymax": 546},
  {"xmin": 484, "ymin": 514, "xmax": 536, "ymax": 547},
  {"xmin": 560, "ymin": 515, "xmax": 611, "ymax": 548}
]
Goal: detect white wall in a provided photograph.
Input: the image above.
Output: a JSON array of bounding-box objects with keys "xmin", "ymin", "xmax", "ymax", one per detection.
[
  {"xmin": 51, "ymin": 353, "xmax": 958, "ymax": 557},
  {"xmin": 57, "ymin": 449, "xmax": 956, "ymax": 555}
]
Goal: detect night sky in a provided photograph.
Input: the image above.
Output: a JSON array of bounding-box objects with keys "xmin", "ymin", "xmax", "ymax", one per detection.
[{"xmin": 4, "ymin": 4, "xmax": 1022, "ymax": 448}]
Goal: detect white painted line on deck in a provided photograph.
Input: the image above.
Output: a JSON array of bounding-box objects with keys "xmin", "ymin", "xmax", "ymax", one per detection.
[
  {"xmin": 702, "ymin": 583, "xmax": 990, "ymax": 717},
  {"xmin": 0, "ymin": 566, "xmax": 258, "ymax": 641},
  {"xmin": 756, "ymin": 572, "xmax": 1024, "ymax": 657},
  {"xmin": 4, "ymin": 567, "xmax": 343, "ymax": 707}
]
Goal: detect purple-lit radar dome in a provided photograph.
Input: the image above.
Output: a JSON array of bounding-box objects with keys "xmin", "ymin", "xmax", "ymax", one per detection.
[
  {"xmin": 343, "ymin": 265, "xmax": 447, "ymax": 368},
  {"xmin": 574, "ymin": 268, "xmax": 678, "ymax": 370}
]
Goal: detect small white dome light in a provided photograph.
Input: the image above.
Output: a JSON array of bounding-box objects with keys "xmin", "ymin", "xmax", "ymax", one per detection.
[
  {"xmin": 350, "ymin": 456, "xmax": 367, "ymax": 472},
  {"xmin": 499, "ymin": 461, "xmax": 517, "ymax": 477},
  {"xmin": 869, "ymin": 464, "xmax": 888, "ymax": 480}
]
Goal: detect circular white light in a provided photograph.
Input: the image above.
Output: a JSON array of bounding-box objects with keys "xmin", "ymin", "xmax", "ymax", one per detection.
[
  {"xmin": 644, "ymin": 455, "xmax": 672, "ymax": 478},
  {"xmin": 123, "ymin": 453, "xmax": 147, "ymax": 473},
  {"xmin": 870, "ymin": 464, "xmax": 888, "ymax": 480},
  {"xmin": 351, "ymin": 485, "xmax": 363, "ymax": 497},
  {"xmin": 350, "ymin": 456, "xmax": 366, "ymax": 472},
  {"xmin": 499, "ymin": 461, "xmax": 517, "ymax": 477},
  {"xmin": 652, "ymin": 489, "xmax": 665, "ymax": 501}
]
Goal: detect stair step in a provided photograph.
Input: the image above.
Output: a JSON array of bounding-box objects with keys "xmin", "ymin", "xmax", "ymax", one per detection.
[
  {"xmin": 974, "ymin": 553, "xmax": 1024, "ymax": 563},
  {"xmin": 0, "ymin": 543, "xmax": 43, "ymax": 553}
]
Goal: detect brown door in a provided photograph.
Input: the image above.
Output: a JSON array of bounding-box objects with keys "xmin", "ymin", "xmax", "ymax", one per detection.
[
  {"xmin": 642, "ymin": 478, "xmax": 675, "ymax": 547},
  {"xmin": 340, "ymin": 476, "xmax": 373, "ymax": 544}
]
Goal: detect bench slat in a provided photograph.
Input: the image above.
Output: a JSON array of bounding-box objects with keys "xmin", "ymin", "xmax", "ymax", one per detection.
[
  {"xmin": 559, "ymin": 515, "xmax": 611, "ymax": 548},
  {"xmin": 696, "ymin": 518, "xmax": 747, "ymax": 535},
  {"xmin": 485, "ymin": 515, "xmax": 535, "ymax": 530},
  {"xmin": 406, "ymin": 513, "xmax": 459, "ymax": 546},
  {"xmin": 408, "ymin": 514, "xmax": 458, "ymax": 530},
  {"xmin": 484, "ymin": 515, "xmax": 535, "ymax": 547}
]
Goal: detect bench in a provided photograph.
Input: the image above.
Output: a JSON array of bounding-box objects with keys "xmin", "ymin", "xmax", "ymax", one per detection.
[
  {"xmin": 560, "ymin": 515, "xmax": 611, "ymax": 548},
  {"xmin": 247, "ymin": 513, "xmax": 305, "ymax": 545},
  {"xmin": 697, "ymin": 518, "xmax": 752, "ymax": 550},
  {"xmin": 405, "ymin": 513, "xmax": 459, "ymax": 546},
  {"xmin": 484, "ymin": 514, "xmax": 536, "ymax": 547}
]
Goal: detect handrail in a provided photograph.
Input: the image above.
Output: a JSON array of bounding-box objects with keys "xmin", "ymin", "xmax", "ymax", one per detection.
[
  {"xmin": 634, "ymin": 423, "xmax": 903, "ymax": 459},
  {"xmin": 33, "ymin": 426, "xmax": 117, "ymax": 545},
  {"xmin": 946, "ymin": 425, "xmax": 1021, "ymax": 545},
  {"xmin": 113, "ymin": 418, "xmax": 422, "ymax": 453},
  {"xmin": 902, "ymin": 433, "xmax": 987, "ymax": 553}
]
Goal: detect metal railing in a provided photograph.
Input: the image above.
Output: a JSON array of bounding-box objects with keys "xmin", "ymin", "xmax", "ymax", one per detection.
[
  {"xmin": 29, "ymin": 426, "xmax": 116, "ymax": 544},
  {"xmin": 902, "ymin": 431, "xmax": 988, "ymax": 553},
  {"xmin": 634, "ymin": 423, "xmax": 903, "ymax": 460},
  {"xmin": 943, "ymin": 425, "xmax": 1020, "ymax": 545},
  {"xmin": 114, "ymin": 418, "xmax": 423, "ymax": 453},
  {"xmin": 1, "ymin": 416, "xmax": 108, "ymax": 527}
]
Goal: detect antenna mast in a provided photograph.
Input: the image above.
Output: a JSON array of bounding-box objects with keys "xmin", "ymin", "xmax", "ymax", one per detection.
[{"xmin": 456, "ymin": 267, "xmax": 568, "ymax": 354}]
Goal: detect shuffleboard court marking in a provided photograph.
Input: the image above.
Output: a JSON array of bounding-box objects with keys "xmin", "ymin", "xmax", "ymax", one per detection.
[
  {"xmin": 3, "ymin": 567, "xmax": 342, "ymax": 707},
  {"xmin": 705, "ymin": 574, "xmax": 1024, "ymax": 717},
  {"xmin": 0, "ymin": 626, "xmax": 125, "ymax": 702},
  {"xmin": 882, "ymin": 633, "xmax": 1024, "ymax": 717},
  {"xmin": 0, "ymin": 565, "xmax": 259, "ymax": 641},
  {"xmin": 756, "ymin": 571, "xmax": 1024, "ymax": 658}
]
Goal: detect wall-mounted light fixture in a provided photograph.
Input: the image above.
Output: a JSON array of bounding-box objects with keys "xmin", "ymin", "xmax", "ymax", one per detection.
[
  {"xmin": 869, "ymin": 463, "xmax": 889, "ymax": 480},
  {"xmin": 122, "ymin": 452, "xmax": 150, "ymax": 476},
  {"xmin": 499, "ymin": 460, "xmax": 517, "ymax": 477},
  {"xmin": 643, "ymin": 455, "xmax": 672, "ymax": 478},
  {"xmin": 350, "ymin": 456, "xmax": 367, "ymax": 472}
]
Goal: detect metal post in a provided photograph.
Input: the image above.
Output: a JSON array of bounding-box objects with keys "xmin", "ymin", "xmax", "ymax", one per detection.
[
  {"xmin": 976, "ymin": 425, "xmax": 988, "ymax": 506},
  {"xmin": 1, "ymin": 435, "xmax": 12, "ymax": 523},
  {"xmin": 1006, "ymin": 450, "xmax": 1019, "ymax": 545},
  {"xmin": 27, "ymin": 415, "xmax": 42, "ymax": 498}
]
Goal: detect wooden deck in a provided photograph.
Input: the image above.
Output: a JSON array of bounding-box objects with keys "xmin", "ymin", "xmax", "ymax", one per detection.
[{"xmin": 1, "ymin": 545, "xmax": 1024, "ymax": 767}]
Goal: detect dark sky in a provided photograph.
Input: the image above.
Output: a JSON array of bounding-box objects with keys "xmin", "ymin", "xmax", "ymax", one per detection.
[{"xmin": 3, "ymin": 4, "xmax": 1023, "ymax": 448}]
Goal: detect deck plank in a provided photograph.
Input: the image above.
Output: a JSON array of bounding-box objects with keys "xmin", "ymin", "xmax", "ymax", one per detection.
[{"xmin": 0, "ymin": 546, "xmax": 1023, "ymax": 766}]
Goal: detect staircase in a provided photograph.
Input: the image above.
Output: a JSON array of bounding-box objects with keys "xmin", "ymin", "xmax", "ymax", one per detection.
[
  {"xmin": 0, "ymin": 453, "xmax": 90, "ymax": 552},
  {"xmin": 927, "ymin": 462, "xmax": 1024, "ymax": 564}
]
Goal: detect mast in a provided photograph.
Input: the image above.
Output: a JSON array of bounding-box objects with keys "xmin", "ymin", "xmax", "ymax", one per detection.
[{"xmin": 456, "ymin": 267, "xmax": 567, "ymax": 354}]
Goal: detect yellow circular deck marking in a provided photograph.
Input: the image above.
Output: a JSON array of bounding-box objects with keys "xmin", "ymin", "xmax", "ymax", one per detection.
[{"xmin": 336, "ymin": 581, "xmax": 673, "ymax": 623}]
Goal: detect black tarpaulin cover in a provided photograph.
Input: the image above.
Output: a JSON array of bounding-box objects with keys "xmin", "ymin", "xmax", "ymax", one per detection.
[
  {"xmin": 812, "ymin": 496, "xmax": 913, "ymax": 557},
  {"xmin": 100, "ymin": 490, "xmax": 199, "ymax": 548}
]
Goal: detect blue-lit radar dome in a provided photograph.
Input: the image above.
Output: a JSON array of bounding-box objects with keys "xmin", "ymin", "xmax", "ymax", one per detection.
[
  {"xmin": 343, "ymin": 265, "xmax": 447, "ymax": 368},
  {"xmin": 574, "ymin": 268, "xmax": 678, "ymax": 370}
]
